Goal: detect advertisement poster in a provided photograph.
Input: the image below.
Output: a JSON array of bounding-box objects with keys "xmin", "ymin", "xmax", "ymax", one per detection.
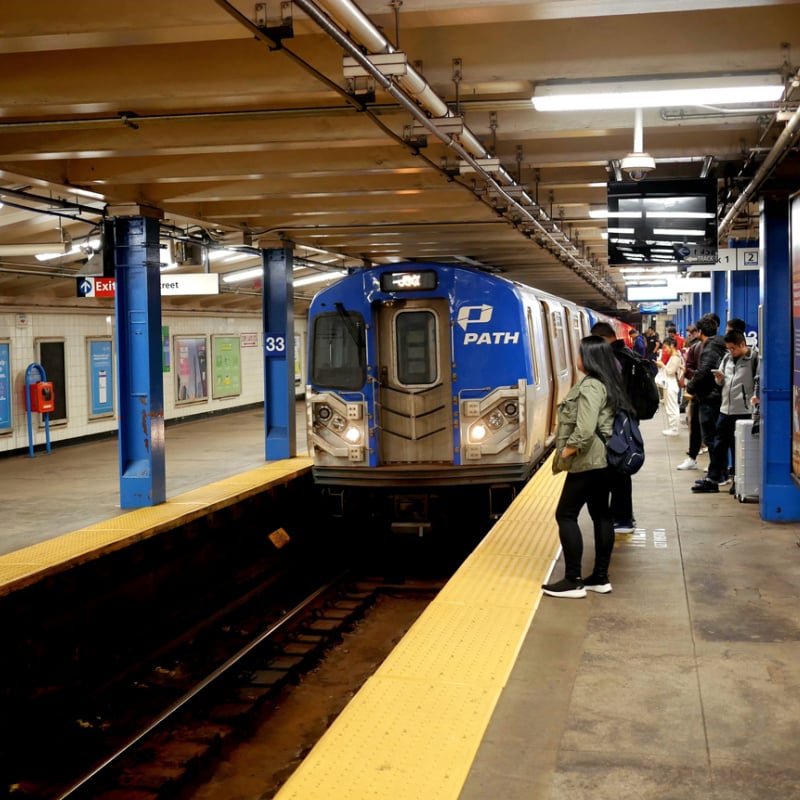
[
  {"xmin": 88, "ymin": 338, "xmax": 114, "ymax": 417},
  {"xmin": 792, "ymin": 194, "xmax": 800, "ymax": 482},
  {"xmin": 175, "ymin": 336, "xmax": 208, "ymax": 403},
  {"xmin": 162, "ymin": 326, "xmax": 171, "ymax": 373},
  {"xmin": 211, "ymin": 335, "xmax": 242, "ymax": 398},
  {"xmin": 0, "ymin": 341, "xmax": 10, "ymax": 430}
]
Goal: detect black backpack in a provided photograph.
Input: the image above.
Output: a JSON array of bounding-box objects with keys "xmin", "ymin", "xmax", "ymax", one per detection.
[
  {"xmin": 599, "ymin": 409, "xmax": 646, "ymax": 475},
  {"xmin": 618, "ymin": 348, "xmax": 660, "ymax": 421}
]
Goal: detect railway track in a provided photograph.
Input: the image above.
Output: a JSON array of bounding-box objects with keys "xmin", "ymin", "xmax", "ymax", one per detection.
[{"xmin": 10, "ymin": 572, "xmax": 385, "ymax": 800}]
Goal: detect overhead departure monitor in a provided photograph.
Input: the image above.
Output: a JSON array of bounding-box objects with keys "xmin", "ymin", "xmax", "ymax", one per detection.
[{"xmin": 607, "ymin": 178, "xmax": 718, "ymax": 267}]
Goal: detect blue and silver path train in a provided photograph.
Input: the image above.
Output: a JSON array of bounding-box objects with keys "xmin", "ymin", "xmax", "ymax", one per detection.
[{"xmin": 305, "ymin": 262, "xmax": 629, "ymax": 530}]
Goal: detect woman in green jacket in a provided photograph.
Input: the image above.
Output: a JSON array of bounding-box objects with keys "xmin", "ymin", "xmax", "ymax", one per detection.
[{"xmin": 542, "ymin": 335, "xmax": 633, "ymax": 598}]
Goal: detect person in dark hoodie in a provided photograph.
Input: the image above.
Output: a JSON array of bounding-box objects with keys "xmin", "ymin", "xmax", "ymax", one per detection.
[{"xmin": 683, "ymin": 315, "xmax": 727, "ymax": 492}]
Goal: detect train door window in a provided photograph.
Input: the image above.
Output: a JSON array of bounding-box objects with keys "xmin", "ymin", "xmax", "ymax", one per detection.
[
  {"xmin": 395, "ymin": 310, "xmax": 437, "ymax": 386},
  {"xmin": 38, "ymin": 339, "xmax": 67, "ymax": 422},
  {"xmin": 310, "ymin": 311, "xmax": 366, "ymax": 390},
  {"xmin": 526, "ymin": 307, "xmax": 540, "ymax": 385},
  {"xmin": 567, "ymin": 309, "xmax": 582, "ymax": 366},
  {"xmin": 550, "ymin": 311, "xmax": 568, "ymax": 373}
]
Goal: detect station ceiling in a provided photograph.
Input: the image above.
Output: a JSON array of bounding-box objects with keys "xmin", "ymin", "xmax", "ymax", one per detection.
[{"xmin": 1, "ymin": 0, "xmax": 799, "ymax": 316}]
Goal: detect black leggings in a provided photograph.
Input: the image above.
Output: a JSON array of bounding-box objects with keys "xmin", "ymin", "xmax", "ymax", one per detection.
[{"xmin": 555, "ymin": 468, "xmax": 614, "ymax": 581}]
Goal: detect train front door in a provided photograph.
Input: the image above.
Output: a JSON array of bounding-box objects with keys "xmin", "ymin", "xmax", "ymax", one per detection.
[{"xmin": 375, "ymin": 299, "xmax": 453, "ymax": 465}]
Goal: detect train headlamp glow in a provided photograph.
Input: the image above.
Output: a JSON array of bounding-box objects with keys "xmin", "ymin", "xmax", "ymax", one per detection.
[
  {"xmin": 487, "ymin": 409, "xmax": 504, "ymax": 430},
  {"xmin": 344, "ymin": 426, "xmax": 362, "ymax": 444},
  {"xmin": 470, "ymin": 423, "xmax": 488, "ymax": 442}
]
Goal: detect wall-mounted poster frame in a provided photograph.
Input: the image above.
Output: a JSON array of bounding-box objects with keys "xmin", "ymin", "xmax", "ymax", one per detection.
[
  {"xmin": 174, "ymin": 335, "xmax": 208, "ymax": 404},
  {"xmin": 791, "ymin": 192, "xmax": 800, "ymax": 484},
  {"xmin": 211, "ymin": 335, "xmax": 242, "ymax": 399},
  {"xmin": 87, "ymin": 337, "xmax": 114, "ymax": 418},
  {"xmin": 0, "ymin": 340, "xmax": 11, "ymax": 432}
]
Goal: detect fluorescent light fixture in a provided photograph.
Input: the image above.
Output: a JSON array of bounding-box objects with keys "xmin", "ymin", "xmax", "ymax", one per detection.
[
  {"xmin": 294, "ymin": 270, "xmax": 347, "ymax": 288},
  {"xmin": 646, "ymin": 210, "xmax": 715, "ymax": 219},
  {"xmin": 589, "ymin": 209, "xmax": 643, "ymax": 219},
  {"xmin": 607, "ymin": 227, "xmax": 635, "ymax": 234},
  {"xmin": 222, "ymin": 267, "xmax": 262, "ymax": 284},
  {"xmin": 1, "ymin": 242, "xmax": 70, "ymax": 257},
  {"xmin": 653, "ymin": 227, "xmax": 705, "ymax": 237},
  {"xmin": 532, "ymin": 73, "xmax": 783, "ymax": 111}
]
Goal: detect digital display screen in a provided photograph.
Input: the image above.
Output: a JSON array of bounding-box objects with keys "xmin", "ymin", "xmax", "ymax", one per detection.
[
  {"xmin": 607, "ymin": 178, "xmax": 718, "ymax": 267},
  {"xmin": 380, "ymin": 270, "xmax": 438, "ymax": 292}
]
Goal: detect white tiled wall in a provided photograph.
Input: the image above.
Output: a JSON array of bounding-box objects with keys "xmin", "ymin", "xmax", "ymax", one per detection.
[{"xmin": 0, "ymin": 308, "xmax": 306, "ymax": 455}]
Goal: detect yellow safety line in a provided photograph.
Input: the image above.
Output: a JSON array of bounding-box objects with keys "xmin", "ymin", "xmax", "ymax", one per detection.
[
  {"xmin": 0, "ymin": 457, "xmax": 313, "ymax": 596},
  {"xmin": 274, "ymin": 456, "xmax": 565, "ymax": 800}
]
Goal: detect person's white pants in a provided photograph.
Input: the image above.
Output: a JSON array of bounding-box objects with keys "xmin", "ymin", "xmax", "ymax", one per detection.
[{"xmin": 663, "ymin": 380, "xmax": 680, "ymax": 432}]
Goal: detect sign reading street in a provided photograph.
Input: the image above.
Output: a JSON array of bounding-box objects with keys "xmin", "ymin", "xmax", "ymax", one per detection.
[{"xmin": 77, "ymin": 273, "xmax": 220, "ymax": 298}]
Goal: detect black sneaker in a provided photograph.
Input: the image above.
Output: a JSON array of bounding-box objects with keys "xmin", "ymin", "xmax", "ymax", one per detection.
[
  {"xmin": 691, "ymin": 478, "xmax": 719, "ymax": 493},
  {"xmin": 541, "ymin": 578, "xmax": 586, "ymax": 598},
  {"xmin": 583, "ymin": 574, "xmax": 613, "ymax": 593},
  {"xmin": 613, "ymin": 520, "xmax": 635, "ymax": 534}
]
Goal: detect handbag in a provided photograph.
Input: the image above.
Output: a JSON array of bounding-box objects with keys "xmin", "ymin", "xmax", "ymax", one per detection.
[{"xmin": 654, "ymin": 369, "xmax": 667, "ymax": 388}]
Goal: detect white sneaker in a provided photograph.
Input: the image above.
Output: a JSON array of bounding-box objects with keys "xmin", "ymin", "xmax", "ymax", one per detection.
[
  {"xmin": 662, "ymin": 429, "xmax": 679, "ymax": 436},
  {"xmin": 676, "ymin": 457, "xmax": 698, "ymax": 470}
]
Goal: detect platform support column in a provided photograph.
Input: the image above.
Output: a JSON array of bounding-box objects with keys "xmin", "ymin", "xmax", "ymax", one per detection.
[
  {"xmin": 711, "ymin": 272, "xmax": 727, "ymax": 323},
  {"xmin": 759, "ymin": 194, "xmax": 800, "ymax": 520},
  {"xmin": 112, "ymin": 211, "xmax": 166, "ymax": 508},
  {"xmin": 728, "ymin": 269, "xmax": 761, "ymax": 343},
  {"xmin": 262, "ymin": 247, "xmax": 295, "ymax": 460}
]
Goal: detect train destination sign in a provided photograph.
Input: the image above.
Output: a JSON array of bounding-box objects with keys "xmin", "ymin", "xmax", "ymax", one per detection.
[{"xmin": 379, "ymin": 270, "xmax": 438, "ymax": 292}]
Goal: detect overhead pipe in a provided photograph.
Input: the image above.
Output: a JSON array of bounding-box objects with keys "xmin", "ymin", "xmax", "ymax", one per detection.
[
  {"xmin": 300, "ymin": 0, "xmax": 615, "ymax": 297},
  {"xmin": 718, "ymin": 101, "xmax": 800, "ymax": 238}
]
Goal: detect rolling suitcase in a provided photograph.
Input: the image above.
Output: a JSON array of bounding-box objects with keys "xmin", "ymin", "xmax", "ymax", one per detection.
[{"xmin": 734, "ymin": 417, "xmax": 761, "ymax": 503}]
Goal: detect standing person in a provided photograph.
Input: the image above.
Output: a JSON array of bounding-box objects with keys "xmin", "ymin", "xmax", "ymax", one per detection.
[
  {"xmin": 631, "ymin": 328, "xmax": 647, "ymax": 358},
  {"xmin": 684, "ymin": 315, "xmax": 727, "ymax": 488},
  {"xmin": 677, "ymin": 323, "xmax": 704, "ymax": 469},
  {"xmin": 542, "ymin": 335, "xmax": 633, "ymax": 598},
  {"xmin": 692, "ymin": 330, "xmax": 759, "ymax": 493},
  {"xmin": 645, "ymin": 327, "xmax": 661, "ymax": 369},
  {"xmin": 657, "ymin": 337, "xmax": 683, "ymax": 436},
  {"xmin": 666, "ymin": 324, "xmax": 685, "ymax": 351},
  {"xmin": 590, "ymin": 321, "xmax": 639, "ymax": 533}
]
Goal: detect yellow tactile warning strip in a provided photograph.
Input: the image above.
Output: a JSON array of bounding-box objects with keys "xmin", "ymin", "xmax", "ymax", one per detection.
[
  {"xmin": 0, "ymin": 457, "xmax": 313, "ymax": 597},
  {"xmin": 274, "ymin": 456, "xmax": 566, "ymax": 800}
]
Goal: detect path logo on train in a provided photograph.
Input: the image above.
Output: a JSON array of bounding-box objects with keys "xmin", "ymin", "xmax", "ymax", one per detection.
[{"xmin": 457, "ymin": 304, "xmax": 520, "ymax": 345}]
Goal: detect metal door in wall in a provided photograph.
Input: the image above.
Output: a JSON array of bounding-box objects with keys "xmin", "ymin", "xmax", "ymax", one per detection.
[
  {"xmin": 375, "ymin": 299, "xmax": 453, "ymax": 464},
  {"xmin": 38, "ymin": 339, "xmax": 67, "ymax": 421}
]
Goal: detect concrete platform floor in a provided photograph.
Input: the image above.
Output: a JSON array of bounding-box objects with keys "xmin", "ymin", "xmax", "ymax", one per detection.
[
  {"xmin": 460, "ymin": 409, "xmax": 800, "ymax": 799},
  {"xmin": 3, "ymin": 403, "xmax": 307, "ymax": 556}
]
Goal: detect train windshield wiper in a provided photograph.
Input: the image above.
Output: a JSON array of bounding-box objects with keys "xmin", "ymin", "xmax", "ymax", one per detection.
[{"xmin": 335, "ymin": 302, "xmax": 363, "ymax": 349}]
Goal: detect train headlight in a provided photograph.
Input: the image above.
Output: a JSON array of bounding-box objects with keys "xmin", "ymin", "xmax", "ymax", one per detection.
[
  {"xmin": 344, "ymin": 426, "xmax": 362, "ymax": 444},
  {"xmin": 470, "ymin": 422, "xmax": 487, "ymax": 443},
  {"xmin": 317, "ymin": 405, "xmax": 332, "ymax": 422},
  {"xmin": 487, "ymin": 409, "xmax": 504, "ymax": 430},
  {"xmin": 330, "ymin": 414, "xmax": 346, "ymax": 432},
  {"xmin": 503, "ymin": 401, "xmax": 518, "ymax": 419}
]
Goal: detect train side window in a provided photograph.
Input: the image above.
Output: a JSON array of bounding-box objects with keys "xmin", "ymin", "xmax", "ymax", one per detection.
[
  {"xmin": 526, "ymin": 307, "xmax": 539, "ymax": 385},
  {"xmin": 310, "ymin": 311, "xmax": 366, "ymax": 390},
  {"xmin": 550, "ymin": 311, "xmax": 568, "ymax": 372},
  {"xmin": 395, "ymin": 310, "xmax": 437, "ymax": 386}
]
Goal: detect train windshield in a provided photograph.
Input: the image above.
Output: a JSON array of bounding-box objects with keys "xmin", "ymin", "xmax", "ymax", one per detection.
[
  {"xmin": 310, "ymin": 310, "xmax": 366, "ymax": 390},
  {"xmin": 395, "ymin": 310, "xmax": 438, "ymax": 386}
]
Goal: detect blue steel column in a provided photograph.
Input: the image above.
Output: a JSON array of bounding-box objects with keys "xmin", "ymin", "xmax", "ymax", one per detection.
[
  {"xmin": 262, "ymin": 247, "xmax": 296, "ymax": 460},
  {"xmin": 113, "ymin": 214, "xmax": 166, "ymax": 508},
  {"xmin": 711, "ymin": 271, "xmax": 727, "ymax": 321},
  {"xmin": 759, "ymin": 194, "xmax": 800, "ymax": 519}
]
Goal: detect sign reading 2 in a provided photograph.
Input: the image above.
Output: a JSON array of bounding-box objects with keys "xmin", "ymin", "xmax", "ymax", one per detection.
[{"xmin": 264, "ymin": 332, "xmax": 287, "ymax": 357}]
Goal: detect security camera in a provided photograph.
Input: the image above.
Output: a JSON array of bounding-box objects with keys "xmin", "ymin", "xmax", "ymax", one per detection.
[{"xmin": 620, "ymin": 152, "xmax": 656, "ymax": 182}]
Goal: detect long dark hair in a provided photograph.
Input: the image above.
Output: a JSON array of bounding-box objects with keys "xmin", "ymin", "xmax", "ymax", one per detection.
[{"xmin": 579, "ymin": 335, "xmax": 632, "ymax": 413}]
